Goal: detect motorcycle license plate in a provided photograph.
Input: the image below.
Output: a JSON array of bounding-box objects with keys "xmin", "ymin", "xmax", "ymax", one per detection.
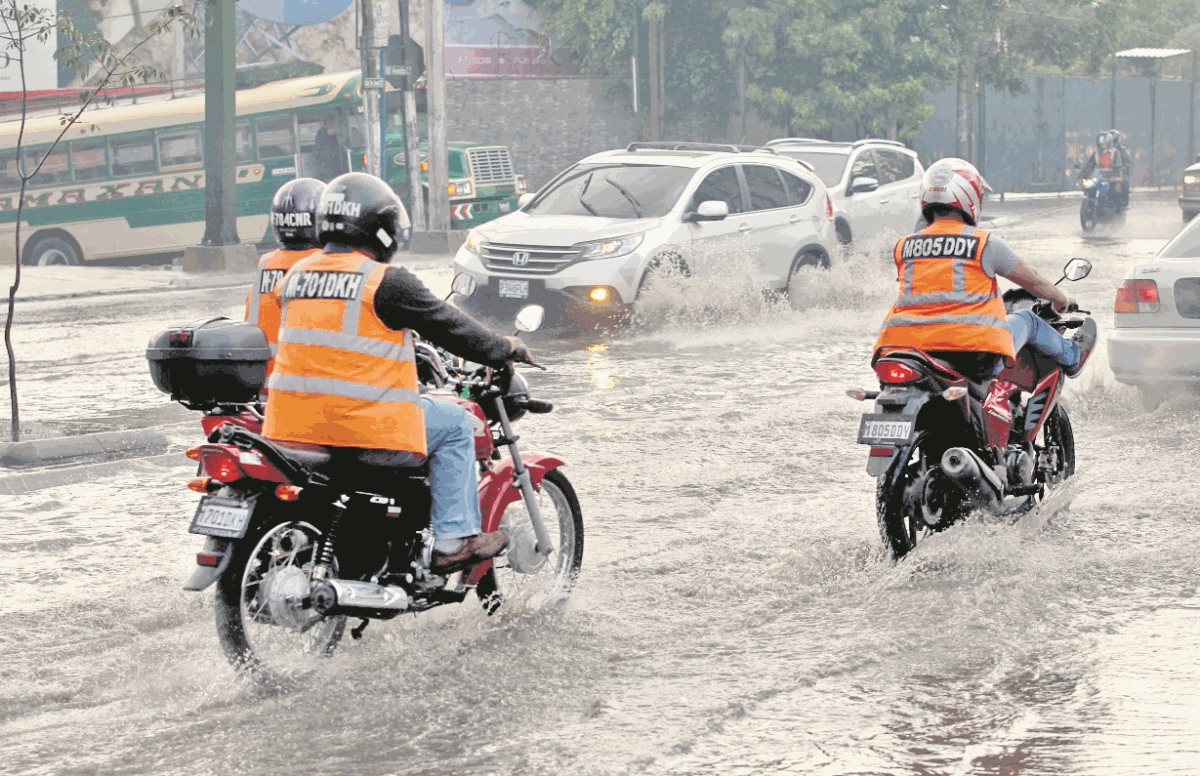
[
  {"xmin": 190, "ymin": 496, "xmax": 253, "ymax": 539},
  {"xmin": 857, "ymin": 414, "xmax": 915, "ymax": 445},
  {"xmin": 498, "ymin": 279, "xmax": 529, "ymax": 299}
]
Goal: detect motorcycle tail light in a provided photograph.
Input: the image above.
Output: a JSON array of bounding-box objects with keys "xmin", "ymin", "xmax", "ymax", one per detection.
[
  {"xmin": 201, "ymin": 448, "xmax": 247, "ymax": 483},
  {"xmin": 1115, "ymin": 279, "xmax": 1159, "ymax": 314},
  {"xmin": 874, "ymin": 361, "xmax": 921, "ymax": 384},
  {"xmin": 196, "ymin": 552, "xmax": 221, "ymax": 567}
]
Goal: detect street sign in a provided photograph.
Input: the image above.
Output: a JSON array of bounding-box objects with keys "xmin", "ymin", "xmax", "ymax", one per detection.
[
  {"xmin": 363, "ymin": 77, "xmax": 386, "ymax": 90},
  {"xmin": 384, "ymin": 65, "xmax": 411, "ymax": 77}
]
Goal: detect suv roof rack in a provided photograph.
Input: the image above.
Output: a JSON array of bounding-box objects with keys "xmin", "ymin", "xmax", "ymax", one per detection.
[
  {"xmin": 767, "ymin": 137, "xmax": 911, "ymax": 151},
  {"xmin": 851, "ymin": 138, "xmax": 907, "ymax": 149},
  {"xmin": 624, "ymin": 141, "xmax": 777, "ymax": 155},
  {"xmin": 764, "ymin": 137, "xmax": 831, "ymax": 147}
]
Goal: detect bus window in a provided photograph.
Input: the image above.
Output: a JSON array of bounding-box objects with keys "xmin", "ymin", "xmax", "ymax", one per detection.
[
  {"xmin": 256, "ymin": 116, "xmax": 295, "ymax": 160},
  {"xmin": 71, "ymin": 140, "xmax": 108, "ymax": 181},
  {"xmin": 110, "ymin": 135, "xmax": 156, "ymax": 177},
  {"xmin": 25, "ymin": 146, "xmax": 70, "ymax": 185},
  {"xmin": 236, "ymin": 123, "xmax": 253, "ymax": 162},
  {"xmin": 0, "ymin": 151, "xmax": 19, "ymax": 190},
  {"xmin": 158, "ymin": 129, "xmax": 203, "ymax": 171},
  {"xmin": 297, "ymin": 111, "xmax": 329, "ymax": 152}
]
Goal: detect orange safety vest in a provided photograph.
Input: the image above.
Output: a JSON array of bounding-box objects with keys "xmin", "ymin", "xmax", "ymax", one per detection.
[
  {"xmin": 262, "ymin": 251, "xmax": 426, "ymax": 454},
  {"xmin": 245, "ymin": 247, "xmax": 320, "ymax": 375},
  {"xmin": 874, "ymin": 220, "xmax": 1015, "ymax": 359}
]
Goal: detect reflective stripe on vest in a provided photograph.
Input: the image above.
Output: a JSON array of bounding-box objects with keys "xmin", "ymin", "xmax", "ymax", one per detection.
[{"xmin": 266, "ymin": 374, "xmax": 421, "ymax": 404}]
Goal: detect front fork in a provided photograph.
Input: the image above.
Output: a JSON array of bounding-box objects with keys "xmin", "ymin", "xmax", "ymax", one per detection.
[{"xmin": 493, "ymin": 396, "xmax": 555, "ymax": 557}]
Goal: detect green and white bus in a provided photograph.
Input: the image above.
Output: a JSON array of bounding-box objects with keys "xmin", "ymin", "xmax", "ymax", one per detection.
[{"xmin": 0, "ymin": 71, "xmax": 526, "ymax": 265}]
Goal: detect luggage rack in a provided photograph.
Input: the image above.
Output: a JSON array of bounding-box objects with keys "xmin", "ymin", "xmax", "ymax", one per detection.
[
  {"xmin": 765, "ymin": 137, "xmax": 909, "ymax": 150},
  {"xmin": 625, "ymin": 141, "xmax": 777, "ymax": 155}
]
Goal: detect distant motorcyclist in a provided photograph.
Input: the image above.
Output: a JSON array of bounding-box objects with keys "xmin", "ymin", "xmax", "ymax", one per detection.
[
  {"xmin": 262, "ymin": 173, "xmax": 533, "ymax": 573},
  {"xmin": 875, "ymin": 158, "xmax": 1097, "ymax": 383},
  {"xmin": 246, "ymin": 178, "xmax": 325, "ymax": 380},
  {"xmin": 1108, "ymin": 128, "xmax": 1132, "ymax": 209},
  {"xmin": 1078, "ymin": 131, "xmax": 1126, "ymax": 209}
]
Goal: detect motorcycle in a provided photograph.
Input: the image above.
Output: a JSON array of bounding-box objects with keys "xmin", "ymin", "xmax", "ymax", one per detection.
[
  {"xmin": 1079, "ymin": 170, "xmax": 1123, "ymax": 232},
  {"xmin": 848, "ymin": 258, "xmax": 1094, "ymax": 559},
  {"xmin": 147, "ymin": 305, "xmax": 583, "ymax": 676}
]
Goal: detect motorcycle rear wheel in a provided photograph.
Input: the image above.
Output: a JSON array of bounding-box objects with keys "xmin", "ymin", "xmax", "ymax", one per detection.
[
  {"xmin": 876, "ymin": 444, "xmax": 931, "ymax": 560},
  {"xmin": 215, "ymin": 517, "xmax": 346, "ymax": 678},
  {"xmin": 477, "ymin": 469, "xmax": 584, "ymax": 607}
]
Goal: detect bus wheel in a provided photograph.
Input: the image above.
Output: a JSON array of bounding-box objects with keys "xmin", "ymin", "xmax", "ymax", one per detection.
[{"xmin": 25, "ymin": 236, "xmax": 82, "ymax": 266}]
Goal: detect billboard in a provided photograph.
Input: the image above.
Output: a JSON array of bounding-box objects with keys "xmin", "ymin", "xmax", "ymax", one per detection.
[{"xmin": 443, "ymin": 0, "xmax": 572, "ymax": 77}]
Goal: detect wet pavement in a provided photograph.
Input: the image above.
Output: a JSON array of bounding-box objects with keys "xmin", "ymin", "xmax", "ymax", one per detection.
[{"xmin": 1, "ymin": 195, "xmax": 1198, "ymax": 775}]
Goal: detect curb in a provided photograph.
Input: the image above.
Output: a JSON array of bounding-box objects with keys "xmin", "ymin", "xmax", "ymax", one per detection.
[
  {"xmin": 0, "ymin": 427, "xmax": 169, "ymax": 468},
  {"xmin": 997, "ymin": 185, "xmax": 1177, "ymax": 202},
  {"xmin": 0, "ymin": 451, "xmax": 180, "ymax": 496}
]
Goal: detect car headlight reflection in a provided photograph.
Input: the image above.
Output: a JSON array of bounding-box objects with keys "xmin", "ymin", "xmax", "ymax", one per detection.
[{"xmin": 576, "ymin": 233, "xmax": 645, "ymax": 261}]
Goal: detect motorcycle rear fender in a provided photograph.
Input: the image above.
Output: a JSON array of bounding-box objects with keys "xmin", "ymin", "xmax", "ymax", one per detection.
[
  {"xmin": 466, "ymin": 452, "xmax": 565, "ymax": 585},
  {"xmin": 866, "ymin": 389, "xmax": 933, "ymax": 476},
  {"xmin": 183, "ymin": 535, "xmax": 235, "ymax": 591}
]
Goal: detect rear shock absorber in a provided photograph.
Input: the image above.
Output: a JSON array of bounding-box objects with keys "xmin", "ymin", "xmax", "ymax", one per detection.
[{"xmin": 311, "ymin": 494, "xmax": 349, "ymax": 582}]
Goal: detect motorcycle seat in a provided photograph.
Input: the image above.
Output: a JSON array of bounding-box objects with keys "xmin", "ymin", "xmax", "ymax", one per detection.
[{"xmin": 272, "ymin": 441, "xmax": 334, "ymax": 471}]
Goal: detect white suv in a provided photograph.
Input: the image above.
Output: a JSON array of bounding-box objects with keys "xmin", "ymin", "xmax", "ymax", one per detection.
[
  {"xmin": 766, "ymin": 138, "xmax": 924, "ymax": 246},
  {"xmin": 451, "ymin": 142, "xmax": 837, "ymax": 326}
]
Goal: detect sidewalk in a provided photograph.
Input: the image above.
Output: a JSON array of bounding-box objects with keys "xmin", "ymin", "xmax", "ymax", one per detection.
[{"xmin": 7, "ymin": 249, "xmax": 458, "ymax": 304}]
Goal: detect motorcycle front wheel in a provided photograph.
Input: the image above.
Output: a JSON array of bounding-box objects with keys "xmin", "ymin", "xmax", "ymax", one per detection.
[
  {"xmin": 214, "ymin": 516, "xmax": 346, "ymax": 677},
  {"xmin": 477, "ymin": 468, "xmax": 584, "ymax": 607},
  {"xmin": 1080, "ymin": 199, "xmax": 1097, "ymax": 232}
]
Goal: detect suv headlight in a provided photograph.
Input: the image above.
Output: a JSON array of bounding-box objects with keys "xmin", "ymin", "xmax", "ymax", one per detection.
[
  {"xmin": 576, "ymin": 233, "xmax": 645, "ymax": 260},
  {"xmin": 464, "ymin": 229, "xmax": 485, "ymax": 255},
  {"xmin": 1184, "ymin": 174, "xmax": 1199, "ymax": 186}
]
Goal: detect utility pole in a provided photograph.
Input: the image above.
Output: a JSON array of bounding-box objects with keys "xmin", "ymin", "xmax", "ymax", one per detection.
[
  {"xmin": 201, "ymin": 0, "xmax": 237, "ymax": 246},
  {"xmin": 647, "ymin": 14, "xmax": 662, "ymax": 141},
  {"xmin": 398, "ymin": 1, "xmax": 426, "ymax": 230},
  {"xmin": 425, "ymin": 0, "xmax": 450, "ymax": 231},
  {"xmin": 359, "ymin": 0, "xmax": 383, "ymax": 177}
]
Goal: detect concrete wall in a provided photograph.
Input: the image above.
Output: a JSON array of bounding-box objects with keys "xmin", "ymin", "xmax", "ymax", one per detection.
[{"xmin": 447, "ymin": 77, "xmax": 638, "ymax": 189}]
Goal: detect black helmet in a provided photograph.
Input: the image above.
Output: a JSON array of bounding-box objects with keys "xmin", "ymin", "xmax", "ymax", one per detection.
[
  {"xmin": 270, "ymin": 177, "xmax": 324, "ymax": 249},
  {"xmin": 317, "ymin": 172, "xmax": 405, "ymax": 261}
]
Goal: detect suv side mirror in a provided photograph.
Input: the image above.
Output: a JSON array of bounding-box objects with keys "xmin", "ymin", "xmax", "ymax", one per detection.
[
  {"xmin": 517, "ymin": 192, "xmax": 535, "ymax": 209},
  {"xmin": 849, "ymin": 177, "xmax": 879, "ymax": 195},
  {"xmin": 687, "ymin": 200, "xmax": 729, "ymax": 222}
]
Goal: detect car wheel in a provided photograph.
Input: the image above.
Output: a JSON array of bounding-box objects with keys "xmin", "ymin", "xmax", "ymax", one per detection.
[
  {"xmin": 24, "ymin": 235, "xmax": 83, "ymax": 266},
  {"xmin": 835, "ymin": 220, "xmax": 852, "ymax": 246},
  {"xmin": 1137, "ymin": 385, "xmax": 1166, "ymax": 412},
  {"xmin": 1184, "ymin": 210, "xmax": 1198, "ymax": 223},
  {"xmin": 784, "ymin": 250, "xmax": 829, "ymax": 308}
]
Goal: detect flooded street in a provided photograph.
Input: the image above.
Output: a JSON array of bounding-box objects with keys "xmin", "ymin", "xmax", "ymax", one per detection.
[{"xmin": 2, "ymin": 196, "xmax": 1199, "ymax": 775}]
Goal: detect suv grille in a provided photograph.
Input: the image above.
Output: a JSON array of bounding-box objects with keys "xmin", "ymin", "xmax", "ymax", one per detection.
[
  {"xmin": 482, "ymin": 242, "xmax": 581, "ymax": 275},
  {"xmin": 1174, "ymin": 278, "xmax": 1200, "ymax": 318},
  {"xmin": 468, "ymin": 148, "xmax": 515, "ymax": 184}
]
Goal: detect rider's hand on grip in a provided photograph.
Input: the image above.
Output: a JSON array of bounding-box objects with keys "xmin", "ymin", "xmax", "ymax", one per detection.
[
  {"xmin": 504, "ymin": 336, "xmax": 544, "ymax": 370},
  {"xmin": 1052, "ymin": 294, "xmax": 1077, "ymax": 314}
]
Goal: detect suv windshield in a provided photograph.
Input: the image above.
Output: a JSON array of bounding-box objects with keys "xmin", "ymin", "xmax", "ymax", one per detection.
[
  {"xmin": 527, "ymin": 163, "xmax": 695, "ymax": 219},
  {"xmin": 1159, "ymin": 218, "xmax": 1200, "ymax": 258},
  {"xmin": 774, "ymin": 150, "xmax": 849, "ymax": 187}
]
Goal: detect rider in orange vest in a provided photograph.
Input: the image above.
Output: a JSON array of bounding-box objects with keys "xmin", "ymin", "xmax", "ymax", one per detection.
[
  {"xmin": 876, "ymin": 158, "xmax": 1096, "ymax": 382},
  {"xmin": 264, "ymin": 173, "xmax": 531, "ymax": 573},
  {"xmin": 245, "ymin": 178, "xmax": 324, "ymax": 380}
]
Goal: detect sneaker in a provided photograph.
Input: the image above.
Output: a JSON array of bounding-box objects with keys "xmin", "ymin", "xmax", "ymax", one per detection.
[
  {"xmin": 1063, "ymin": 318, "xmax": 1097, "ymax": 378},
  {"xmin": 430, "ymin": 531, "xmax": 510, "ymax": 574}
]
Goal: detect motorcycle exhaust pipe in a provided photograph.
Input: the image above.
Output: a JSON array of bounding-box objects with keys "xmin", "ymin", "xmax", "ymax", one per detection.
[
  {"xmin": 311, "ymin": 578, "xmax": 410, "ymax": 616},
  {"xmin": 940, "ymin": 447, "xmax": 1004, "ymax": 510}
]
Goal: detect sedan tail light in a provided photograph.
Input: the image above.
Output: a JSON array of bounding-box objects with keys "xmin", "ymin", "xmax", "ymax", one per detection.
[
  {"xmin": 825, "ymin": 193, "xmax": 834, "ymax": 220},
  {"xmin": 1115, "ymin": 279, "xmax": 1160, "ymax": 314}
]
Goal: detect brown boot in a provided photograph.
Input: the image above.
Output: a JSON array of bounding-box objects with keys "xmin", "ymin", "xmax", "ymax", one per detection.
[{"xmin": 430, "ymin": 531, "xmax": 510, "ymax": 574}]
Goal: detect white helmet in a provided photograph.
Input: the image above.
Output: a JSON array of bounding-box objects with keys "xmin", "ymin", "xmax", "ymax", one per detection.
[{"xmin": 919, "ymin": 157, "xmax": 991, "ymax": 226}]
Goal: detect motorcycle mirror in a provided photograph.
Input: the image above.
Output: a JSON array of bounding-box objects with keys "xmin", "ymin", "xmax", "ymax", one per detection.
[
  {"xmin": 451, "ymin": 273, "xmax": 478, "ymax": 298},
  {"xmin": 514, "ymin": 305, "xmax": 545, "ymax": 333},
  {"xmin": 1063, "ymin": 258, "xmax": 1092, "ymax": 282}
]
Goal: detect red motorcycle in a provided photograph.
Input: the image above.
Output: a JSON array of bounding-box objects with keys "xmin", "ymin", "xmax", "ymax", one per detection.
[
  {"xmin": 147, "ymin": 306, "xmax": 583, "ymax": 676},
  {"xmin": 849, "ymin": 259, "xmax": 1094, "ymax": 559}
]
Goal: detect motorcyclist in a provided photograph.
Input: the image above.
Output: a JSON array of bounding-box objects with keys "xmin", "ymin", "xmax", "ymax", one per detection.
[
  {"xmin": 262, "ymin": 172, "xmax": 532, "ymax": 573},
  {"xmin": 1108, "ymin": 128, "xmax": 1132, "ymax": 209},
  {"xmin": 875, "ymin": 158, "xmax": 1097, "ymax": 384},
  {"xmin": 1078, "ymin": 131, "xmax": 1125, "ymax": 208},
  {"xmin": 245, "ymin": 177, "xmax": 325, "ymax": 379}
]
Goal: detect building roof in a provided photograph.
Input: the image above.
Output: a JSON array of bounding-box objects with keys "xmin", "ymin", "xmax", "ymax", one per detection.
[{"xmin": 1115, "ymin": 48, "xmax": 1192, "ymax": 60}]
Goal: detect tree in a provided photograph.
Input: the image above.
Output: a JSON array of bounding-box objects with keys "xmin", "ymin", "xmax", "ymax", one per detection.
[{"xmin": 1, "ymin": 1, "xmax": 195, "ymax": 442}]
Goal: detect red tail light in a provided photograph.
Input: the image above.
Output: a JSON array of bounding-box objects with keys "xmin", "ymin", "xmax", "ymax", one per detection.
[
  {"xmin": 825, "ymin": 193, "xmax": 834, "ymax": 219},
  {"xmin": 1115, "ymin": 279, "xmax": 1159, "ymax": 314},
  {"xmin": 201, "ymin": 448, "xmax": 247, "ymax": 483},
  {"xmin": 874, "ymin": 361, "xmax": 921, "ymax": 384}
]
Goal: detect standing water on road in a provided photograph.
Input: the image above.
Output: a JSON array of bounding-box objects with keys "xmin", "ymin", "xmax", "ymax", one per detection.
[{"xmin": 1, "ymin": 198, "xmax": 1198, "ymax": 774}]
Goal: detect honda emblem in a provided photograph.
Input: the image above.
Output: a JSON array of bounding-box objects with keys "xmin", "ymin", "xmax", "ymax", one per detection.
[{"xmin": 512, "ymin": 251, "xmax": 531, "ymax": 267}]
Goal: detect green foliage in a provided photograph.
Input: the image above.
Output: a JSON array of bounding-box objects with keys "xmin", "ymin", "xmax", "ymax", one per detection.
[{"xmin": 530, "ymin": 0, "xmax": 1200, "ymax": 138}]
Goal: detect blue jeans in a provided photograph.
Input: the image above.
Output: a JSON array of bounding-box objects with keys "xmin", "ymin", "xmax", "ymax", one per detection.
[
  {"xmin": 995, "ymin": 309, "xmax": 1081, "ymax": 375},
  {"xmin": 417, "ymin": 396, "xmax": 482, "ymax": 541}
]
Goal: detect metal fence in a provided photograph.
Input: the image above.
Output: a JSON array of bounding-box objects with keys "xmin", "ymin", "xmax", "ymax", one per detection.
[{"xmin": 912, "ymin": 75, "xmax": 1198, "ymax": 193}]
